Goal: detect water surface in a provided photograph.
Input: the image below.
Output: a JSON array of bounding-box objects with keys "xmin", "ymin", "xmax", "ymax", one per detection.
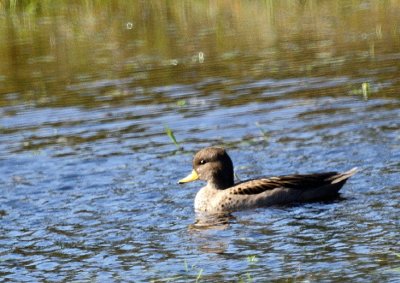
[{"xmin": 1, "ymin": 1, "xmax": 399, "ymax": 282}]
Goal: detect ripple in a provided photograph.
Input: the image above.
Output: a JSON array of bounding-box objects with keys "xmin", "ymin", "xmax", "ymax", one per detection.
[{"xmin": 1, "ymin": 3, "xmax": 400, "ymax": 282}]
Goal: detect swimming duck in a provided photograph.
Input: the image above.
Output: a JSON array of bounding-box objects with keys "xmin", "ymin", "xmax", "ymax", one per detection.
[{"xmin": 178, "ymin": 147, "xmax": 357, "ymax": 213}]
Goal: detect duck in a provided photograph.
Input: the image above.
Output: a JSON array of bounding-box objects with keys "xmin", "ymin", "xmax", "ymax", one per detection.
[{"xmin": 178, "ymin": 147, "xmax": 357, "ymax": 213}]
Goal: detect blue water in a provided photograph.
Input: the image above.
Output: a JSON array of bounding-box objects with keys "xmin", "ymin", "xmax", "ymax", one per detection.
[
  {"xmin": 2, "ymin": 76, "xmax": 399, "ymax": 281},
  {"xmin": 1, "ymin": 2, "xmax": 400, "ymax": 282}
]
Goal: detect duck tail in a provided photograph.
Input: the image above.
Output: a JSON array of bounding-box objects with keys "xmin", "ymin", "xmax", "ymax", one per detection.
[{"xmin": 330, "ymin": 167, "xmax": 358, "ymax": 184}]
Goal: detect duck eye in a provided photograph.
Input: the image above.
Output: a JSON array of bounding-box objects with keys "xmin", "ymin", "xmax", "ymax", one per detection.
[{"xmin": 200, "ymin": 159, "xmax": 206, "ymax": 165}]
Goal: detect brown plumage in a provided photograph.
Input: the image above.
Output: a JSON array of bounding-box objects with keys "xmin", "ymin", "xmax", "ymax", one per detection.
[{"xmin": 178, "ymin": 147, "xmax": 358, "ymax": 213}]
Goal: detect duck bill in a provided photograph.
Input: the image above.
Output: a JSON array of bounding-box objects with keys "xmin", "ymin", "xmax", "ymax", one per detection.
[{"xmin": 178, "ymin": 170, "xmax": 199, "ymax": 184}]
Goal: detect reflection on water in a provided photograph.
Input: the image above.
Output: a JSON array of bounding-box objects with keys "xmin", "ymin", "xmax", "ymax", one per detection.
[
  {"xmin": 1, "ymin": 1, "xmax": 400, "ymax": 282},
  {"xmin": 190, "ymin": 212, "xmax": 234, "ymax": 231}
]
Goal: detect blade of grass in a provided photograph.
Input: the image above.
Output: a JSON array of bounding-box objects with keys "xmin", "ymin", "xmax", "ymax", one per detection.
[
  {"xmin": 164, "ymin": 124, "xmax": 180, "ymax": 149},
  {"xmin": 195, "ymin": 268, "xmax": 203, "ymax": 283}
]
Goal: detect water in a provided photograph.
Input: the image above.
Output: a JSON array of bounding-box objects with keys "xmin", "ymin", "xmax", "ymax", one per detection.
[{"xmin": 1, "ymin": 1, "xmax": 399, "ymax": 282}]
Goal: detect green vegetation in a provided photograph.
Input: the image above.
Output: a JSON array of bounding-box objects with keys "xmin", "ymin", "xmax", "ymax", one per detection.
[
  {"xmin": 195, "ymin": 268, "xmax": 203, "ymax": 283},
  {"xmin": 349, "ymin": 82, "xmax": 377, "ymax": 100},
  {"xmin": 247, "ymin": 255, "xmax": 258, "ymax": 263},
  {"xmin": 150, "ymin": 256, "xmax": 259, "ymax": 282},
  {"xmin": 393, "ymin": 253, "xmax": 400, "ymax": 273},
  {"xmin": 255, "ymin": 122, "xmax": 269, "ymax": 140},
  {"xmin": 362, "ymin": 82, "xmax": 371, "ymax": 100},
  {"xmin": 238, "ymin": 273, "xmax": 253, "ymax": 283},
  {"xmin": 176, "ymin": 99, "xmax": 186, "ymax": 107},
  {"xmin": 164, "ymin": 125, "xmax": 181, "ymax": 149}
]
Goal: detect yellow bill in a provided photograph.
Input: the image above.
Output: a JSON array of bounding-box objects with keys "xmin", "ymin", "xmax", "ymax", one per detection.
[{"xmin": 178, "ymin": 169, "xmax": 199, "ymax": 184}]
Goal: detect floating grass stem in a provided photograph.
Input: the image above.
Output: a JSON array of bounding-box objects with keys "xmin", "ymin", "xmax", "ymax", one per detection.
[
  {"xmin": 176, "ymin": 99, "xmax": 186, "ymax": 107},
  {"xmin": 349, "ymin": 82, "xmax": 373, "ymax": 100},
  {"xmin": 255, "ymin": 122, "xmax": 269, "ymax": 141},
  {"xmin": 195, "ymin": 268, "xmax": 203, "ymax": 283},
  {"xmin": 184, "ymin": 259, "xmax": 189, "ymax": 272},
  {"xmin": 238, "ymin": 273, "xmax": 253, "ymax": 283},
  {"xmin": 362, "ymin": 82, "xmax": 370, "ymax": 100},
  {"xmin": 247, "ymin": 255, "xmax": 258, "ymax": 263},
  {"xmin": 164, "ymin": 124, "xmax": 181, "ymax": 149}
]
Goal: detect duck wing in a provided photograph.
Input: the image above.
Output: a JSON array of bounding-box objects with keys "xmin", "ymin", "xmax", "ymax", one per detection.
[{"xmin": 229, "ymin": 168, "xmax": 358, "ymax": 196}]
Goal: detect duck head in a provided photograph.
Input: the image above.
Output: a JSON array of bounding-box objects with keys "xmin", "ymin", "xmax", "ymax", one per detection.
[{"xmin": 178, "ymin": 147, "xmax": 234, "ymax": 190}]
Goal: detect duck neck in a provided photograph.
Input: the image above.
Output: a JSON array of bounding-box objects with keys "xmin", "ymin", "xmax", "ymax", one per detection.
[{"xmin": 208, "ymin": 175, "xmax": 234, "ymax": 190}]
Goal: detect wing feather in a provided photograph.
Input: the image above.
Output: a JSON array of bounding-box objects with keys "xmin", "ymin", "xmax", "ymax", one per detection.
[{"xmin": 229, "ymin": 172, "xmax": 342, "ymax": 196}]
